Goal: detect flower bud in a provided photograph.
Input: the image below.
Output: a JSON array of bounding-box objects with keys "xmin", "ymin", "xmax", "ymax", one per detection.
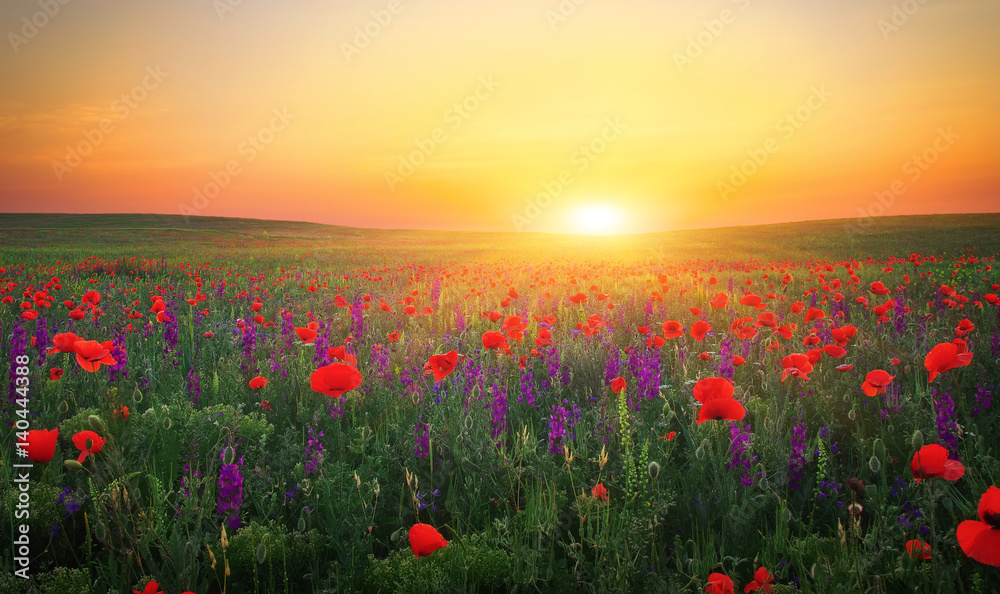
[
  {"xmin": 911, "ymin": 430, "xmax": 924, "ymax": 451},
  {"xmin": 647, "ymin": 461, "xmax": 660, "ymax": 479}
]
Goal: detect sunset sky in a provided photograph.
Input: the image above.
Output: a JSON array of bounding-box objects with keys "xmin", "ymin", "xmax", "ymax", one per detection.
[{"xmin": 1, "ymin": 0, "xmax": 998, "ymax": 233}]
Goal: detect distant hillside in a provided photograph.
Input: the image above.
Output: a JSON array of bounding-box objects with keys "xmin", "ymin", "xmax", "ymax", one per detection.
[
  {"xmin": 0, "ymin": 212, "xmax": 346, "ymax": 232},
  {"xmin": 1, "ymin": 212, "xmax": 999, "ymax": 264}
]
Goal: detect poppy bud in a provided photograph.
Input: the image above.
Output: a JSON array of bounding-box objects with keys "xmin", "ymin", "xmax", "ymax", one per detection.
[
  {"xmin": 873, "ymin": 438, "xmax": 886, "ymax": 461},
  {"xmin": 224, "ymin": 446, "xmax": 235, "ymax": 466},
  {"xmin": 88, "ymin": 415, "xmax": 107, "ymax": 434},
  {"xmin": 298, "ymin": 518, "xmax": 306, "ymax": 533},
  {"xmin": 695, "ymin": 440, "xmax": 708, "ymax": 461},
  {"xmin": 848, "ymin": 408, "xmax": 857, "ymax": 421},
  {"xmin": 64, "ymin": 460, "xmax": 85, "ymax": 471},
  {"xmin": 911, "ymin": 430, "xmax": 924, "ymax": 451},
  {"xmin": 647, "ymin": 461, "xmax": 660, "ymax": 479},
  {"xmin": 256, "ymin": 542, "xmax": 267, "ymax": 564},
  {"xmin": 868, "ymin": 456, "xmax": 881, "ymax": 473}
]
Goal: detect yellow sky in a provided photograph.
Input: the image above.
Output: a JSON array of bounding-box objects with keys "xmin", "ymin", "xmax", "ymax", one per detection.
[{"xmin": 1, "ymin": 0, "xmax": 998, "ymax": 233}]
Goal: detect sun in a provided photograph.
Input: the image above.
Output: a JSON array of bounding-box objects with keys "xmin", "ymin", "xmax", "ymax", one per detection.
[{"xmin": 570, "ymin": 204, "xmax": 626, "ymax": 235}]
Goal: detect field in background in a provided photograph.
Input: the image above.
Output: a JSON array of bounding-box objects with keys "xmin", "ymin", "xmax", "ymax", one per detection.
[{"xmin": 1, "ymin": 213, "xmax": 999, "ymax": 593}]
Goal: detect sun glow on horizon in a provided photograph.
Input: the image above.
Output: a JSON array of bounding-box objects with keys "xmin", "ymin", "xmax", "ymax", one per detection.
[{"xmin": 569, "ymin": 204, "xmax": 627, "ymax": 235}]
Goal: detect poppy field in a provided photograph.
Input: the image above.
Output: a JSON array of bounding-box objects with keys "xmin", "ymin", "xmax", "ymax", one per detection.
[{"xmin": 2, "ymin": 213, "xmax": 1000, "ymax": 593}]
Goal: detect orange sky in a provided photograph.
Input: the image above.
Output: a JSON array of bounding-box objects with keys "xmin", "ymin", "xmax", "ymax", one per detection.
[{"xmin": 1, "ymin": 0, "xmax": 998, "ymax": 233}]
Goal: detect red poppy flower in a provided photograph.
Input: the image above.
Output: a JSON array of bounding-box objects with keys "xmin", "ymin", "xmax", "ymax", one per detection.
[
  {"xmin": 409, "ymin": 523, "xmax": 448, "ymax": 557},
  {"xmin": 698, "ymin": 351, "xmax": 712, "ymax": 360},
  {"xmin": 739, "ymin": 294, "xmax": 764, "ymax": 309},
  {"xmin": 905, "ymin": 540, "xmax": 931, "ymax": 561},
  {"xmin": 861, "ymin": 369, "xmax": 894, "ymax": 397},
  {"xmin": 823, "ymin": 344, "xmax": 847, "ymax": 358},
  {"xmin": 869, "ymin": 281, "xmax": 890, "ymax": 296},
  {"xmin": 204, "ymin": 331, "xmax": 214, "ymax": 338},
  {"xmin": 957, "ymin": 486, "xmax": 1000, "ymax": 567},
  {"xmin": 310, "ymin": 363, "xmax": 363, "ymax": 398},
  {"xmin": 610, "ymin": 376, "xmax": 626, "ymax": 394},
  {"xmin": 72, "ymin": 430, "xmax": 106, "ymax": 463},
  {"xmin": 690, "ymin": 307, "xmax": 702, "ymax": 316},
  {"xmin": 387, "ymin": 331, "xmax": 400, "ymax": 343},
  {"xmin": 535, "ymin": 327, "xmax": 552, "ymax": 346},
  {"xmin": 955, "ymin": 318, "xmax": 974, "ymax": 337},
  {"xmin": 482, "ymin": 331, "xmax": 508, "ymax": 350},
  {"xmin": 693, "ymin": 377, "xmax": 734, "ymax": 403},
  {"xmin": 804, "ymin": 307, "xmax": 825, "ymax": 323},
  {"xmin": 133, "ymin": 580, "xmax": 164, "ymax": 594},
  {"xmin": 569, "ymin": 292, "xmax": 587, "ymax": 305},
  {"xmin": 662, "ymin": 320, "xmax": 684, "ymax": 339},
  {"xmin": 114, "ymin": 405, "xmax": 129, "ymax": 420},
  {"xmin": 50, "ymin": 368, "xmax": 64, "ymax": 381},
  {"xmin": 327, "ymin": 346, "xmax": 347, "ymax": 362},
  {"xmin": 17, "ymin": 428, "xmax": 59, "ymax": 463},
  {"xmin": 74, "ymin": 340, "xmax": 117, "ymax": 372},
  {"xmin": 754, "ymin": 312, "xmax": 777, "ymax": 328},
  {"xmin": 705, "ymin": 572, "xmax": 735, "ymax": 594},
  {"xmin": 295, "ymin": 327, "xmax": 317, "ymax": 343},
  {"xmin": 924, "ymin": 339, "xmax": 973, "ymax": 383},
  {"xmin": 910, "ymin": 444, "xmax": 965, "ymax": 482},
  {"xmin": 732, "ymin": 355, "xmax": 746, "ymax": 366},
  {"xmin": 781, "ymin": 354, "xmax": 813, "ymax": 382},
  {"xmin": 697, "ymin": 397, "xmax": 746, "ymax": 424},
  {"xmin": 663, "ymin": 431, "xmax": 677, "ymax": 441},
  {"xmin": 690, "ymin": 320, "xmax": 711, "ymax": 342},
  {"xmin": 744, "ymin": 566, "xmax": 774, "ymax": 592},
  {"xmin": 835, "ymin": 364, "xmax": 854, "ymax": 372},
  {"xmin": 646, "ymin": 335, "xmax": 666, "ymax": 348},
  {"xmin": 591, "ymin": 483, "xmax": 609, "ymax": 501},
  {"xmin": 48, "ymin": 332, "xmax": 82, "ymax": 354},
  {"xmin": 427, "ymin": 350, "xmax": 459, "ymax": 382},
  {"xmin": 830, "ymin": 325, "xmax": 857, "ymax": 346},
  {"xmin": 710, "ymin": 293, "xmax": 728, "ymax": 309},
  {"xmin": 249, "ymin": 376, "xmax": 269, "ymax": 390}
]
